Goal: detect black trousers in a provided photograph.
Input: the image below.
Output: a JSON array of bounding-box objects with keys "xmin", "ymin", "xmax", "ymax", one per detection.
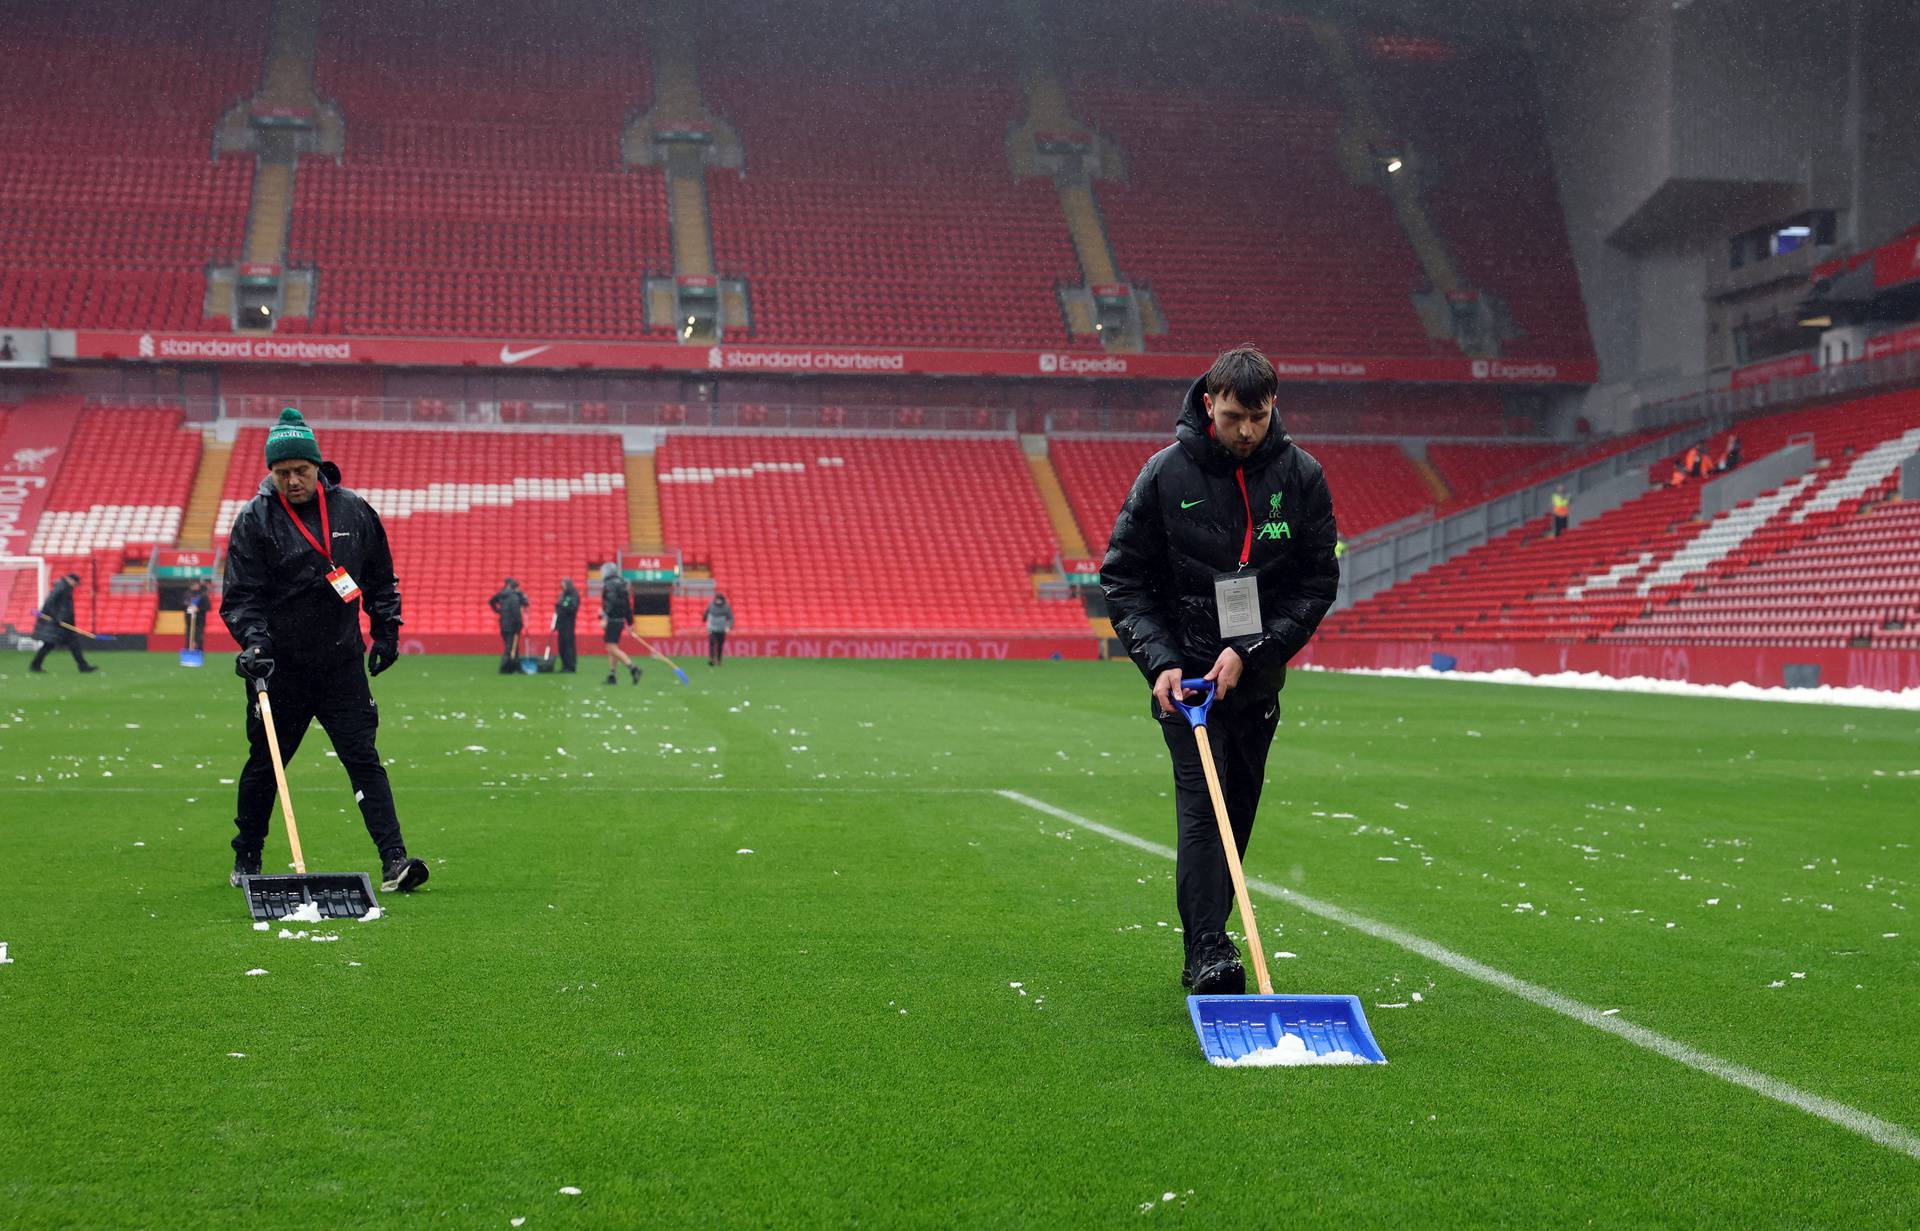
[
  {"xmin": 1158, "ymin": 694, "xmax": 1281, "ymax": 952},
  {"xmin": 498, "ymin": 626, "xmax": 521, "ymax": 671},
  {"xmin": 31, "ymin": 634, "xmax": 89, "ymax": 671},
  {"xmin": 709, "ymin": 630, "xmax": 727, "ymax": 663},
  {"xmin": 556, "ymin": 619, "xmax": 577, "ymax": 671},
  {"xmin": 232, "ymin": 655, "xmax": 404, "ymax": 860}
]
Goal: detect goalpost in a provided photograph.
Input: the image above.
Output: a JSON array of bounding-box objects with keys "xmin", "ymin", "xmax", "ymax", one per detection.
[{"xmin": 0, "ymin": 555, "xmax": 50, "ymax": 645}]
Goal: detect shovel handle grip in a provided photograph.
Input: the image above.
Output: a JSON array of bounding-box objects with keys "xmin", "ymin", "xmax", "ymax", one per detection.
[{"xmin": 1173, "ymin": 677, "xmax": 1215, "ymax": 729}]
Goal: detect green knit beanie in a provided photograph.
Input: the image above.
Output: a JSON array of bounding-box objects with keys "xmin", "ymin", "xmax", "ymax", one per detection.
[{"xmin": 264, "ymin": 407, "xmax": 322, "ymax": 467}]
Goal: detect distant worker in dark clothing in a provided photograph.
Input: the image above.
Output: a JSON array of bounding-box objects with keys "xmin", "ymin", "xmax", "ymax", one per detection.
[
  {"xmin": 1718, "ymin": 435, "xmax": 1743, "ymax": 473},
  {"xmin": 1550, "ymin": 485, "xmax": 1571, "ymax": 537},
  {"xmin": 221, "ymin": 407, "xmax": 427, "ymax": 894},
  {"xmin": 183, "ymin": 579, "xmax": 210, "ymax": 651},
  {"xmin": 29, "ymin": 572, "xmax": 98, "ymax": 674},
  {"xmin": 704, "ymin": 592, "xmax": 734, "ymax": 667},
  {"xmin": 553, "ymin": 578, "xmax": 580, "ymax": 672},
  {"xmin": 599, "ymin": 561, "xmax": 641, "ymax": 686},
  {"xmin": 1101, "ymin": 345, "xmax": 1339, "ymax": 997},
  {"xmin": 490, "ymin": 578, "xmax": 530, "ymax": 673}
]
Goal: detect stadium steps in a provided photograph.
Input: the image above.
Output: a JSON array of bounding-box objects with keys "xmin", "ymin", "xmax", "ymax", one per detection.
[
  {"xmin": 1023, "ymin": 451, "xmax": 1090, "ymax": 557},
  {"xmin": 626, "ymin": 453, "xmax": 665, "ymax": 549},
  {"xmin": 177, "ymin": 438, "xmax": 234, "ymax": 549},
  {"xmin": 257, "ymin": 0, "xmax": 321, "ymax": 112},
  {"xmin": 1410, "ymin": 454, "xmax": 1451, "ymax": 503},
  {"xmin": 1059, "ymin": 181, "xmax": 1120, "ymax": 287},
  {"xmin": 669, "ymin": 175, "xmax": 715, "ymax": 279},
  {"xmin": 1307, "ymin": 20, "xmax": 1475, "ymax": 342},
  {"xmin": 243, "ymin": 161, "xmax": 295, "ymax": 270}
]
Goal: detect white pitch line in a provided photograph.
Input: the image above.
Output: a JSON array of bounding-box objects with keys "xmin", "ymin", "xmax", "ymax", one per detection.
[{"xmin": 997, "ymin": 789, "xmax": 1920, "ymax": 1164}]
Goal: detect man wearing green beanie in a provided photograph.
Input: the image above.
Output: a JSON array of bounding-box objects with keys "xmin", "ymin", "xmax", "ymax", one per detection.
[{"xmin": 219, "ymin": 408, "xmax": 429, "ymax": 894}]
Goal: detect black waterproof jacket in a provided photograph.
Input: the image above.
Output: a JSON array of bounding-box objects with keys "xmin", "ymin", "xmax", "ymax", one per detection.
[
  {"xmin": 601, "ymin": 576, "xmax": 633, "ymax": 624},
  {"xmin": 489, "ymin": 586, "xmax": 529, "ymax": 633},
  {"xmin": 554, "ymin": 587, "xmax": 580, "ymax": 628},
  {"xmin": 220, "ymin": 461, "xmax": 402, "ymax": 665},
  {"xmin": 32, "ymin": 577, "xmax": 77, "ymax": 642},
  {"xmin": 1100, "ymin": 376, "xmax": 1339, "ymax": 702}
]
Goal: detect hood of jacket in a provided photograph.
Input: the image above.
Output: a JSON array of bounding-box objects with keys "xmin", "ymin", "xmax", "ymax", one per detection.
[{"xmin": 1173, "ymin": 376, "xmax": 1292, "ymax": 476}]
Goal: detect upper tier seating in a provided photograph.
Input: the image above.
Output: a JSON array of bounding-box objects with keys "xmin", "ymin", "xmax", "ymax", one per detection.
[
  {"xmin": 1367, "ymin": 46, "xmax": 1595, "ymax": 362},
  {"xmin": 216, "ymin": 426, "xmax": 627, "ymax": 636},
  {"xmin": 656, "ymin": 435, "xmax": 1085, "ymax": 634},
  {"xmin": 294, "ymin": 0, "xmax": 672, "ymax": 340},
  {"xmin": 0, "ymin": 0, "xmax": 260, "ymax": 331}
]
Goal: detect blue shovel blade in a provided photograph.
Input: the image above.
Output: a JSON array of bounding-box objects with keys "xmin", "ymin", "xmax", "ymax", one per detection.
[{"xmin": 1188, "ymin": 994, "xmax": 1388, "ymax": 1066}]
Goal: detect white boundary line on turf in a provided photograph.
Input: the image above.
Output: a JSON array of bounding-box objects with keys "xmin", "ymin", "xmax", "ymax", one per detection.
[{"xmin": 996, "ymin": 789, "xmax": 1920, "ymax": 1164}]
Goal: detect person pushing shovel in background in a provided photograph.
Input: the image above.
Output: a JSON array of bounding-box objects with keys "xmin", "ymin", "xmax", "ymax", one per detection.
[
  {"xmin": 29, "ymin": 571, "xmax": 99, "ymax": 675},
  {"xmin": 220, "ymin": 407, "xmax": 429, "ymax": 895},
  {"xmin": 1100, "ymin": 345, "xmax": 1339, "ymax": 996}
]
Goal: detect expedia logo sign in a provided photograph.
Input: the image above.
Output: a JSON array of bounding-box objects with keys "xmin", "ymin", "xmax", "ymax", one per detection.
[
  {"xmin": 1471, "ymin": 360, "xmax": 1560, "ymax": 381},
  {"xmin": 1039, "ymin": 353, "xmax": 1129, "ymax": 375}
]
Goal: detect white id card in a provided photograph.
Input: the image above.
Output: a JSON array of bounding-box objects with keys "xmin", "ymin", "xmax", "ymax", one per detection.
[
  {"xmin": 326, "ymin": 566, "xmax": 362, "ymax": 604},
  {"xmin": 1214, "ymin": 572, "xmax": 1261, "ymax": 638}
]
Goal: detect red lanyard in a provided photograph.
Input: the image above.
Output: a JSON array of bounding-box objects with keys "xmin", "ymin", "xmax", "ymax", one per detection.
[
  {"xmin": 1233, "ymin": 466, "xmax": 1252, "ymax": 567},
  {"xmin": 276, "ymin": 487, "xmax": 333, "ymax": 566}
]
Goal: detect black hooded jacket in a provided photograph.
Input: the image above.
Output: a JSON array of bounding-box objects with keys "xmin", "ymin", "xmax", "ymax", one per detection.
[
  {"xmin": 33, "ymin": 577, "xmax": 77, "ymax": 641},
  {"xmin": 490, "ymin": 585, "xmax": 529, "ymax": 633},
  {"xmin": 1100, "ymin": 376, "xmax": 1339, "ymax": 701},
  {"xmin": 220, "ymin": 461, "xmax": 402, "ymax": 665}
]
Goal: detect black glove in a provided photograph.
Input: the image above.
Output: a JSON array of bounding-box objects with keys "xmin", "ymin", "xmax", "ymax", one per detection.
[
  {"xmin": 367, "ymin": 639, "xmax": 398, "ymax": 678},
  {"xmin": 235, "ymin": 644, "xmax": 275, "ymax": 681}
]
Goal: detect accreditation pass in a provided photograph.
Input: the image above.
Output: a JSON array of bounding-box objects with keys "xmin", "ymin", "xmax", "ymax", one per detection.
[{"xmin": 1213, "ymin": 571, "xmax": 1261, "ymax": 638}]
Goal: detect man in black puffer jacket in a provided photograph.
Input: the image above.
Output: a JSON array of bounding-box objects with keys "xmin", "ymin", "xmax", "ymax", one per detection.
[
  {"xmin": 1101, "ymin": 346, "xmax": 1338, "ymax": 995},
  {"xmin": 220, "ymin": 407, "xmax": 428, "ymax": 895}
]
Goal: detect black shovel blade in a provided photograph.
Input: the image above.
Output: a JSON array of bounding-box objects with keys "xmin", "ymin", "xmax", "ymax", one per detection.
[{"xmin": 239, "ymin": 873, "xmax": 379, "ymax": 921}]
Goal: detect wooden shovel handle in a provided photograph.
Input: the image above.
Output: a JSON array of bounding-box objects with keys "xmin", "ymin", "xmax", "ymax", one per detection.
[
  {"xmin": 1193, "ymin": 725, "xmax": 1273, "ymax": 995},
  {"xmin": 254, "ymin": 688, "xmax": 307, "ymax": 875}
]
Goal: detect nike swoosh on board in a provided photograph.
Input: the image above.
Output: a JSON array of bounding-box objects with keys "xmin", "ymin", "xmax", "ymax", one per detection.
[{"xmin": 498, "ymin": 344, "xmax": 553, "ymax": 365}]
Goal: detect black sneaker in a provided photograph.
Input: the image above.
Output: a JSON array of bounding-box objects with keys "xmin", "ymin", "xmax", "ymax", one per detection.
[
  {"xmin": 79, "ymin": 664, "xmax": 100, "ymax": 674},
  {"xmin": 604, "ymin": 672, "xmax": 618, "ymax": 685},
  {"xmin": 380, "ymin": 854, "xmax": 429, "ymax": 893},
  {"xmin": 230, "ymin": 849, "xmax": 262, "ymax": 888},
  {"xmin": 1187, "ymin": 932, "xmax": 1245, "ymax": 996},
  {"xmin": 629, "ymin": 664, "xmax": 642, "ymax": 685},
  {"xmin": 28, "ymin": 664, "xmax": 45, "ymax": 674}
]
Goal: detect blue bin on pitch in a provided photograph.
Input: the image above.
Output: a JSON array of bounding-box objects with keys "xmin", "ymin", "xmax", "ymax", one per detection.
[
  {"xmin": 179, "ymin": 649, "xmax": 204, "ymax": 668},
  {"xmin": 1188, "ymin": 994, "xmax": 1387, "ymax": 1066}
]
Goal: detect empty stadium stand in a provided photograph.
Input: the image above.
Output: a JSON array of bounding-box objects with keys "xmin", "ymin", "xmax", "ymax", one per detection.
[
  {"xmin": 214, "ymin": 426, "xmax": 628, "ymax": 637},
  {"xmin": 0, "ymin": 1, "xmax": 260, "ymax": 331},
  {"xmin": 702, "ymin": 76, "xmax": 1089, "ymax": 350},
  {"xmin": 291, "ymin": 0, "xmax": 673, "ymax": 339},
  {"xmin": 13, "ymin": 407, "xmax": 202, "ymax": 634},
  {"xmin": 656, "ymin": 435, "xmax": 1085, "ymax": 634},
  {"xmin": 1328, "ymin": 391, "xmax": 1920, "ymax": 647}
]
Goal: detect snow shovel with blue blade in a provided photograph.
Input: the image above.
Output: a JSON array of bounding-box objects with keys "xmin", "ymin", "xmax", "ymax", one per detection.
[{"xmin": 1174, "ymin": 678, "xmax": 1386, "ymax": 1066}]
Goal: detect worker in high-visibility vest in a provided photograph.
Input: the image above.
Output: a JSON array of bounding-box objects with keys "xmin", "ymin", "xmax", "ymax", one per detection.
[{"xmin": 1550, "ymin": 487, "xmax": 1571, "ymax": 537}]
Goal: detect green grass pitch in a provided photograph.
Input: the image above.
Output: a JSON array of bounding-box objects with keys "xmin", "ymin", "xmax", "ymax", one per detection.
[{"xmin": 2, "ymin": 654, "xmax": 1916, "ymax": 1227}]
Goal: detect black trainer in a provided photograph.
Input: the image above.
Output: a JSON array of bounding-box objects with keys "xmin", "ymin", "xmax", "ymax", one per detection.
[
  {"xmin": 604, "ymin": 672, "xmax": 618, "ymax": 685},
  {"xmin": 629, "ymin": 664, "xmax": 642, "ymax": 685},
  {"xmin": 230, "ymin": 849, "xmax": 262, "ymax": 888},
  {"xmin": 1186, "ymin": 932, "xmax": 1245, "ymax": 996},
  {"xmin": 79, "ymin": 664, "xmax": 100, "ymax": 674},
  {"xmin": 380, "ymin": 854, "xmax": 429, "ymax": 893}
]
